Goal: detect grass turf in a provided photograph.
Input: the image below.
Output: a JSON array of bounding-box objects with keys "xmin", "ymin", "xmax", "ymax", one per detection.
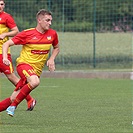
[{"xmin": 0, "ymin": 77, "xmax": 133, "ymax": 133}]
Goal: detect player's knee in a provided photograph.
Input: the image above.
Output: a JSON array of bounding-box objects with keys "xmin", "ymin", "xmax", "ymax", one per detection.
[{"xmin": 30, "ymin": 78, "xmax": 40, "ymax": 88}]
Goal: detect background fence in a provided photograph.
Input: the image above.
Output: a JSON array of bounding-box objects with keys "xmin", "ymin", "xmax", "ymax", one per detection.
[{"xmin": 5, "ymin": 0, "xmax": 133, "ymax": 70}]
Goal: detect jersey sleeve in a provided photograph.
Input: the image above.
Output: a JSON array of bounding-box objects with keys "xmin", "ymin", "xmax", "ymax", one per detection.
[
  {"xmin": 6, "ymin": 14, "xmax": 17, "ymax": 29},
  {"xmin": 12, "ymin": 31, "xmax": 27, "ymax": 45},
  {"xmin": 53, "ymin": 31, "xmax": 59, "ymax": 46}
]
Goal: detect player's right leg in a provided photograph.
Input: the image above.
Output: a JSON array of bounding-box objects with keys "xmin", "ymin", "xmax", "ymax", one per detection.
[{"xmin": 0, "ymin": 54, "xmax": 36, "ymax": 111}]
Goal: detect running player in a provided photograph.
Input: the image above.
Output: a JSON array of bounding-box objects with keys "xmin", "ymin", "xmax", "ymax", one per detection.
[{"xmin": 2, "ymin": 9, "xmax": 60, "ymax": 116}]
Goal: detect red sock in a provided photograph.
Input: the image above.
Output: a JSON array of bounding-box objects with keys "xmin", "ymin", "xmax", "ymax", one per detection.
[
  {"xmin": 25, "ymin": 94, "xmax": 33, "ymax": 101},
  {"xmin": 0, "ymin": 98, "xmax": 11, "ymax": 112},
  {"xmin": 15, "ymin": 79, "xmax": 33, "ymax": 102},
  {"xmin": 11, "ymin": 83, "xmax": 33, "ymax": 107}
]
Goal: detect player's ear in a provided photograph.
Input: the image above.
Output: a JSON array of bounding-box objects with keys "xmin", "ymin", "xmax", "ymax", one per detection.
[{"xmin": 37, "ymin": 17, "xmax": 42, "ymax": 23}]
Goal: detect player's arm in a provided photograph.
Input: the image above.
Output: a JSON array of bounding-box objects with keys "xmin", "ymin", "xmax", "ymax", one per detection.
[
  {"xmin": 2, "ymin": 39, "xmax": 15, "ymax": 66},
  {"xmin": 47, "ymin": 44, "xmax": 60, "ymax": 72},
  {"xmin": 0, "ymin": 26, "xmax": 19, "ymax": 40}
]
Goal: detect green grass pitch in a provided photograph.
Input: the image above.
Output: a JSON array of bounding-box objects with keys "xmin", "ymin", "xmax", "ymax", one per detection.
[{"xmin": 0, "ymin": 77, "xmax": 133, "ymax": 133}]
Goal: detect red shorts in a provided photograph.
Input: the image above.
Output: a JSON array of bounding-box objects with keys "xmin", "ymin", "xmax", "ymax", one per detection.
[
  {"xmin": 0, "ymin": 54, "xmax": 14, "ymax": 74},
  {"xmin": 17, "ymin": 63, "xmax": 37, "ymax": 80}
]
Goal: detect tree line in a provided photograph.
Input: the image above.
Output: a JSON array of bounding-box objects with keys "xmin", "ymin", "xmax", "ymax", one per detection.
[{"xmin": 5, "ymin": 0, "xmax": 133, "ymax": 32}]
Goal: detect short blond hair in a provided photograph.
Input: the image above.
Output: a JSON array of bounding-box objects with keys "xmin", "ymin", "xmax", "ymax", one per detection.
[{"xmin": 36, "ymin": 9, "xmax": 52, "ymax": 19}]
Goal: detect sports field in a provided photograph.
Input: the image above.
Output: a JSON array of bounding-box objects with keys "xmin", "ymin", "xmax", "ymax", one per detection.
[{"xmin": 0, "ymin": 76, "xmax": 132, "ymax": 133}]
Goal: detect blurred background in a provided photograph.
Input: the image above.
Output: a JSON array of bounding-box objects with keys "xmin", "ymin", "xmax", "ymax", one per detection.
[{"xmin": 5, "ymin": 0, "xmax": 133, "ymax": 71}]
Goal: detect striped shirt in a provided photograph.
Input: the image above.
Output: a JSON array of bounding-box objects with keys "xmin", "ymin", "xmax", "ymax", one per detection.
[{"xmin": 12, "ymin": 28, "xmax": 59, "ymax": 76}]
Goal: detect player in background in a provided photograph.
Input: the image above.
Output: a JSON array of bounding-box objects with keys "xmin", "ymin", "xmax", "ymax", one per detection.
[
  {"xmin": 0, "ymin": 0, "xmax": 36, "ymax": 111},
  {"xmin": 2, "ymin": 9, "xmax": 60, "ymax": 117}
]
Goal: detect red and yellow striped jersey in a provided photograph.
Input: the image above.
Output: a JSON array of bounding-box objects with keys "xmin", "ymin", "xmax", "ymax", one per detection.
[
  {"xmin": 0, "ymin": 11, "xmax": 17, "ymax": 54},
  {"xmin": 12, "ymin": 28, "xmax": 59, "ymax": 76}
]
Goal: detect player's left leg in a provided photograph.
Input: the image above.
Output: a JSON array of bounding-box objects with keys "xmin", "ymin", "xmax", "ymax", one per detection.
[
  {"xmin": 6, "ymin": 63, "xmax": 39, "ymax": 116},
  {"xmin": 7, "ymin": 77, "xmax": 39, "ymax": 116},
  {"xmin": 15, "ymin": 78, "xmax": 36, "ymax": 111}
]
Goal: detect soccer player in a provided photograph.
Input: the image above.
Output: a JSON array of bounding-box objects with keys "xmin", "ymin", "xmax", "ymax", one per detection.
[
  {"xmin": 0, "ymin": 0, "xmax": 36, "ymax": 111},
  {"xmin": 2, "ymin": 9, "xmax": 60, "ymax": 117}
]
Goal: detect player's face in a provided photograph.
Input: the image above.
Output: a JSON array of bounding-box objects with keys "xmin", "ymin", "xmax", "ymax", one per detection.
[
  {"xmin": 0, "ymin": 1, "xmax": 5, "ymax": 13},
  {"xmin": 40, "ymin": 15, "xmax": 52, "ymax": 31}
]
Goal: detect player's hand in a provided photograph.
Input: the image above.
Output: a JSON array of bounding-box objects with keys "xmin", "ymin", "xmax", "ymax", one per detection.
[
  {"xmin": 46, "ymin": 59, "xmax": 55, "ymax": 72},
  {"xmin": 3, "ymin": 58, "xmax": 10, "ymax": 66},
  {"xmin": 0, "ymin": 33, "xmax": 6, "ymax": 40}
]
